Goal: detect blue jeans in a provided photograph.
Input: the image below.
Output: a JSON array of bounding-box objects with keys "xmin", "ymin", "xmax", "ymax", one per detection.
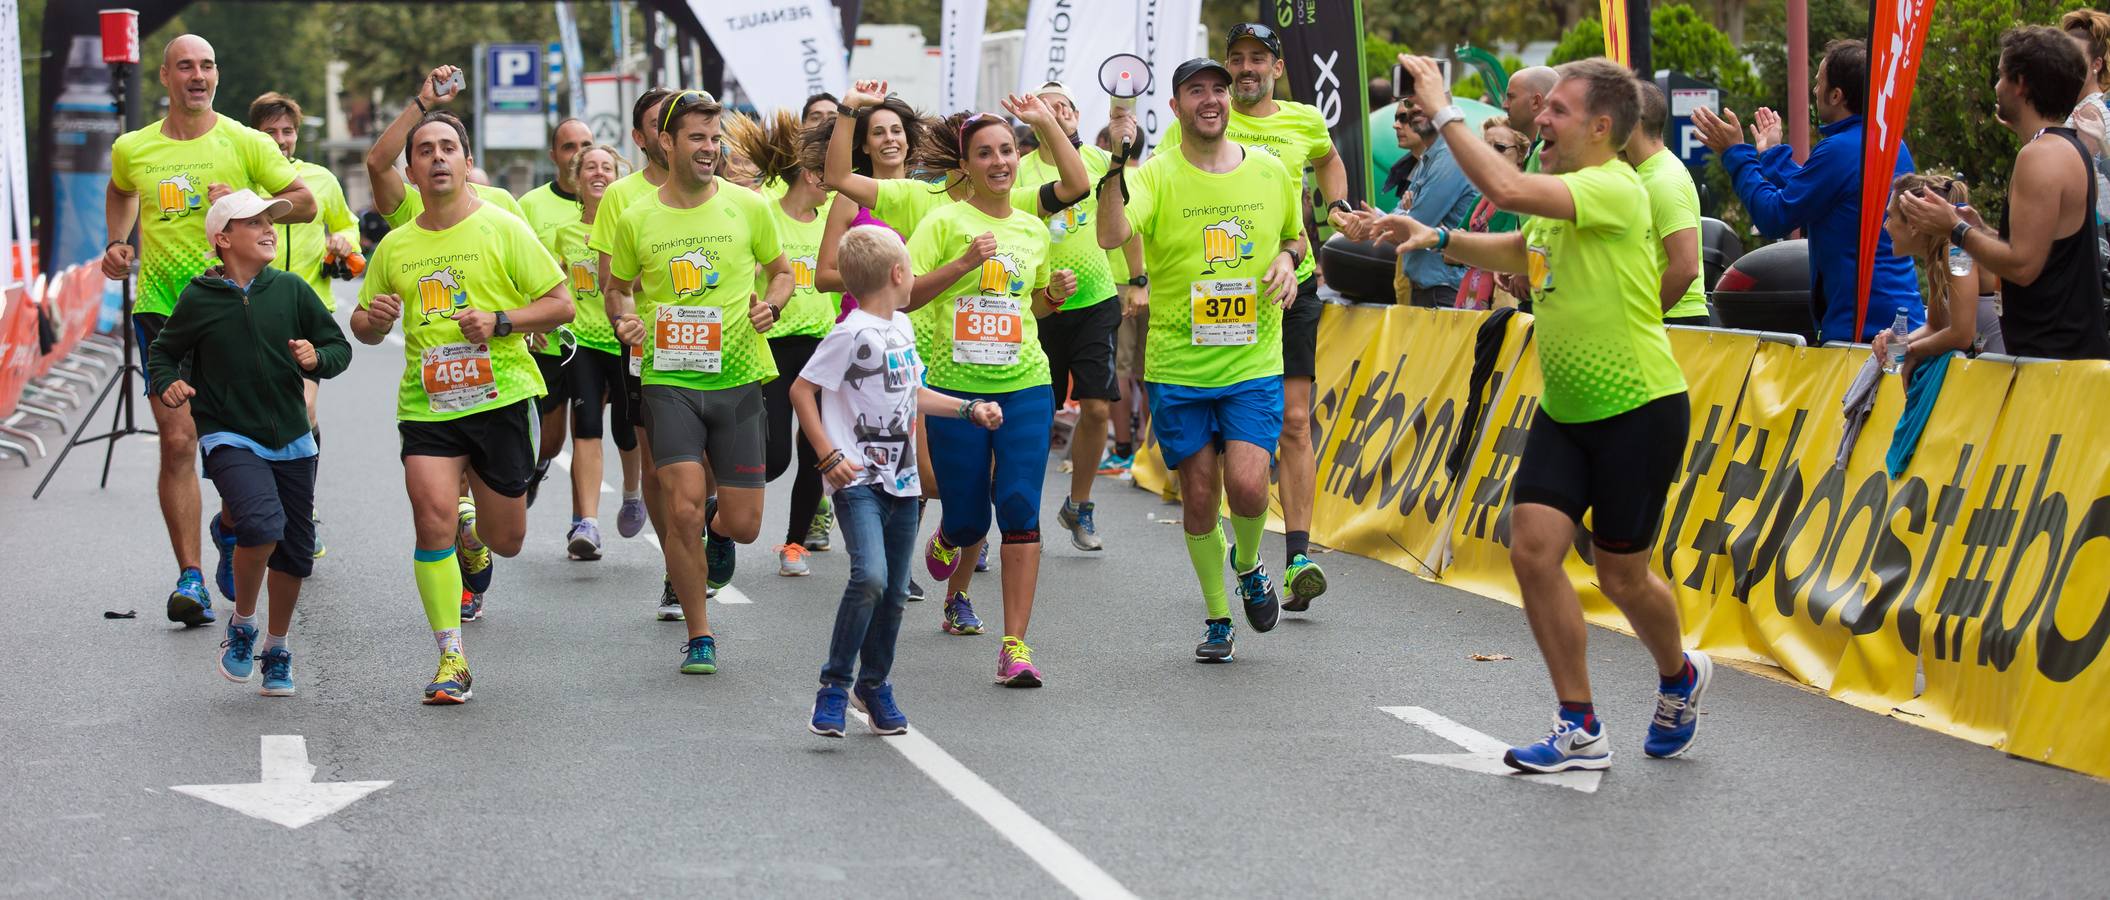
[{"xmin": 820, "ymin": 484, "xmax": 920, "ymax": 688}]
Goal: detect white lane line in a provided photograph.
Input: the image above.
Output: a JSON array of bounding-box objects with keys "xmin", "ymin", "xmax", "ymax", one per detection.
[
  {"xmin": 854, "ymin": 711, "xmax": 1139, "ymax": 900},
  {"xmin": 1379, "ymin": 706, "xmax": 1510, "ymax": 755},
  {"xmin": 548, "ymin": 452, "xmax": 750, "ymax": 604}
]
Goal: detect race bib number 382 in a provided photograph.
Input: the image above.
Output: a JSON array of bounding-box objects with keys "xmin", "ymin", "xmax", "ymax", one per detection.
[
  {"xmin": 420, "ymin": 342, "xmax": 498, "ymax": 414},
  {"xmin": 1189, "ymin": 278, "xmax": 1259, "ymax": 346},
  {"xmin": 654, "ymin": 305, "xmax": 723, "ymax": 374}
]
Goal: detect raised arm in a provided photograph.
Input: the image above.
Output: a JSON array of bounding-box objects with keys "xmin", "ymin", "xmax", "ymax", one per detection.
[
  {"xmin": 1400, "ymin": 56, "xmax": 1578, "ymax": 222},
  {"xmin": 366, "ymin": 65, "xmax": 461, "ymax": 221},
  {"xmin": 1004, "ymin": 94, "xmax": 1090, "ymax": 213},
  {"xmin": 825, "ymin": 80, "xmax": 890, "ymax": 209}
]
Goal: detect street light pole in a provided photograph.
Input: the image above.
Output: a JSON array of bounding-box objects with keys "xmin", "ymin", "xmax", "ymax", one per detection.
[{"xmin": 1789, "ymin": 0, "xmax": 1810, "ymax": 163}]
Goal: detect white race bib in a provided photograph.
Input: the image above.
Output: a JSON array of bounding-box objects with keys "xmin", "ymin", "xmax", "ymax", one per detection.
[
  {"xmin": 654, "ymin": 305, "xmax": 723, "ymax": 374},
  {"xmin": 952, "ymin": 294, "xmax": 1023, "ymax": 365},
  {"xmin": 1189, "ymin": 279, "xmax": 1259, "ymax": 346},
  {"xmin": 420, "ymin": 342, "xmax": 498, "ymax": 414}
]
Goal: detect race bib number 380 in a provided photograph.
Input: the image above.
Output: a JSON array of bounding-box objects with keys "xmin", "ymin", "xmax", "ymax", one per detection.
[
  {"xmin": 420, "ymin": 342, "xmax": 498, "ymax": 414},
  {"xmin": 654, "ymin": 305, "xmax": 723, "ymax": 373},
  {"xmin": 1190, "ymin": 278, "xmax": 1259, "ymax": 346},
  {"xmin": 952, "ymin": 294, "xmax": 1023, "ymax": 365}
]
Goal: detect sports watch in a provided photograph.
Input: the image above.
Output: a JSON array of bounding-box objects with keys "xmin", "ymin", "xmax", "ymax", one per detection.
[{"xmin": 493, "ymin": 310, "xmax": 514, "ymax": 338}]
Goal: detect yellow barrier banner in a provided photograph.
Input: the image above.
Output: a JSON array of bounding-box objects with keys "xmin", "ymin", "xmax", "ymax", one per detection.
[
  {"xmin": 1897, "ymin": 360, "xmax": 2110, "ymax": 775},
  {"xmin": 1442, "ymin": 327, "xmax": 1541, "ymax": 601}
]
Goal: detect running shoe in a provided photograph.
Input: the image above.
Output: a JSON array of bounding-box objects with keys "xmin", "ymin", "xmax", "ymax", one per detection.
[
  {"xmin": 706, "ymin": 532, "xmax": 737, "ymax": 589},
  {"xmin": 460, "ymin": 588, "xmax": 484, "ymax": 623},
  {"xmin": 1234, "ymin": 560, "xmax": 1281, "ymax": 633},
  {"xmin": 258, "ymin": 647, "xmax": 295, "ymax": 696},
  {"xmin": 907, "ymin": 579, "xmax": 928, "ymax": 602},
  {"xmin": 1644, "ymin": 651, "xmax": 1715, "ymax": 759},
  {"xmin": 1057, "ymin": 498, "xmax": 1103, "ymax": 552},
  {"xmin": 924, "ymin": 532, "xmax": 963, "ymax": 580},
  {"xmin": 810, "ymin": 685, "xmax": 848, "ymax": 738},
  {"xmin": 617, "ymin": 496, "xmax": 647, "ymax": 538},
  {"xmin": 567, "ymin": 520, "xmax": 603, "ymax": 561},
  {"xmin": 656, "ymin": 576, "xmax": 684, "ymax": 621},
  {"xmin": 168, "ymin": 569, "xmax": 215, "ymax": 628},
  {"xmin": 1505, "ymin": 716, "xmax": 1612, "ymax": 773},
  {"xmin": 1194, "ymin": 618, "xmax": 1236, "ymax": 663},
  {"xmin": 423, "ymin": 651, "xmax": 473, "ymax": 704},
  {"xmin": 457, "ymin": 497, "xmax": 493, "ymax": 595},
  {"xmin": 941, "ymin": 593, "xmax": 983, "ymax": 635},
  {"xmin": 975, "ymin": 542, "xmax": 991, "ymax": 572},
  {"xmin": 853, "ymin": 682, "xmax": 909, "ymax": 734},
  {"xmin": 804, "ymin": 497, "xmax": 833, "ymax": 552},
  {"xmin": 218, "ymin": 621, "xmax": 258, "ymax": 682},
  {"xmin": 310, "ymin": 512, "xmax": 325, "ymax": 559},
  {"xmin": 777, "ymin": 543, "xmax": 811, "ymax": 577},
  {"xmin": 680, "ymin": 635, "xmax": 718, "ymax": 674},
  {"xmin": 209, "ymin": 515, "xmax": 237, "ymax": 601},
  {"xmin": 996, "ymin": 637, "xmax": 1043, "ymax": 687},
  {"xmin": 1282, "ymin": 554, "xmax": 1328, "ymax": 612},
  {"xmin": 1096, "ymin": 453, "xmax": 1133, "ymax": 476},
  {"xmin": 524, "ymin": 460, "xmax": 551, "ymax": 508}
]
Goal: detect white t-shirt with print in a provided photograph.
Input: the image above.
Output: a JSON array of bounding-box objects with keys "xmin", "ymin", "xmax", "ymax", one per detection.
[{"xmin": 799, "ymin": 308, "xmax": 925, "ymax": 497}]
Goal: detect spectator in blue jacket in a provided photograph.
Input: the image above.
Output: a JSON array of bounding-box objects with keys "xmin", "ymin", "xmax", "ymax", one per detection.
[{"xmin": 1692, "ymin": 39, "xmax": 1925, "ymax": 341}]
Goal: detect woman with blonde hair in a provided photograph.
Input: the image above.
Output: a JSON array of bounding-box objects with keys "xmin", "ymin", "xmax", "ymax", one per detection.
[
  {"xmin": 1872, "ymin": 173, "xmax": 1985, "ymax": 372},
  {"xmin": 1452, "ymin": 117, "xmax": 1528, "ymax": 310},
  {"xmin": 542, "ymin": 143, "xmax": 639, "ymax": 560}
]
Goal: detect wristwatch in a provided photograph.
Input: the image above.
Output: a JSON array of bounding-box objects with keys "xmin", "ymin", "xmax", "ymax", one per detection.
[
  {"xmin": 1949, "ymin": 220, "xmax": 1973, "ymax": 247},
  {"xmin": 1127, "ymin": 275, "xmax": 1149, "ymax": 289},
  {"xmin": 493, "ymin": 310, "xmax": 514, "ymax": 338},
  {"xmin": 1431, "ymin": 104, "xmax": 1467, "ymax": 132},
  {"xmin": 1326, "ymin": 199, "xmax": 1353, "ymax": 219}
]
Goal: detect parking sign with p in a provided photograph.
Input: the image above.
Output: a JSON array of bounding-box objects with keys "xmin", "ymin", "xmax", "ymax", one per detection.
[{"xmin": 487, "ymin": 44, "xmax": 543, "ymax": 114}]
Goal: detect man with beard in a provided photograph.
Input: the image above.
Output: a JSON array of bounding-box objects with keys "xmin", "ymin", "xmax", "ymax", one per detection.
[
  {"xmin": 106, "ymin": 34, "xmax": 315, "ymax": 626},
  {"xmin": 1391, "ymin": 94, "xmax": 1479, "ymax": 307}
]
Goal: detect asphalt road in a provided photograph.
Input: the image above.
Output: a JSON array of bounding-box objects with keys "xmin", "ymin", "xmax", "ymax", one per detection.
[{"xmin": 3, "ymin": 285, "xmax": 2107, "ymax": 898}]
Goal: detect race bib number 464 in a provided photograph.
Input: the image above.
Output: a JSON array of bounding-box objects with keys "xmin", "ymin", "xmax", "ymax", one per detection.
[
  {"xmin": 1190, "ymin": 278, "xmax": 1258, "ymax": 346},
  {"xmin": 654, "ymin": 305, "xmax": 723, "ymax": 373},
  {"xmin": 421, "ymin": 342, "xmax": 498, "ymax": 414},
  {"xmin": 952, "ymin": 294, "xmax": 1023, "ymax": 365}
]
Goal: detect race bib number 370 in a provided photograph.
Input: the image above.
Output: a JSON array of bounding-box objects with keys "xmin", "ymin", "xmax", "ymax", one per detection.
[
  {"xmin": 421, "ymin": 342, "xmax": 498, "ymax": 414},
  {"xmin": 1190, "ymin": 278, "xmax": 1259, "ymax": 346},
  {"xmin": 654, "ymin": 305, "xmax": 723, "ymax": 374},
  {"xmin": 952, "ymin": 294, "xmax": 1023, "ymax": 365}
]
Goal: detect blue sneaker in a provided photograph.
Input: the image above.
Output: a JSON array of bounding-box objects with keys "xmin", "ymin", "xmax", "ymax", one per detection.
[
  {"xmin": 680, "ymin": 635, "xmax": 718, "ymax": 674},
  {"xmin": 258, "ymin": 647, "xmax": 295, "ymax": 696},
  {"xmin": 853, "ymin": 682, "xmax": 909, "ymax": 735},
  {"xmin": 218, "ymin": 621, "xmax": 258, "ymax": 682},
  {"xmin": 941, "ymin": 593, "xmax": 983, "ymax": 635},
  {"xmin": 1644, "ymin": 651, "xmax": 1714, "ymax": 759},
  {"xmin": 459, "ymin": 588, "xmax": 484, "ymax": 623},
  {"xmin": 1504, "ymin": 716, "xmax": 1613, "ymax": 773},
  {"xmin": 1234, "ymin": 561, "xmax": 1280, "ymax": 633},
  {"xmin": 209, "ymin": 515, "xmax": 237, "ymax": 601},
  {"xmin": 706, "ymin": 533, "xmax": 737, "ymax": 590},
  {"xmin": 1194, "ymin": 618, "xmax": 1236, "ymax": 663},
  {"xmin": 168, "ymin": 569, "xmax": 215, "ymax": 628},
  {"xmin": 810, "ymin": 685, "xmax": 848, "ymax": 737},
  {"xmin": 974, "ymin": 542, "xmax": 991, "ymax": 572}
]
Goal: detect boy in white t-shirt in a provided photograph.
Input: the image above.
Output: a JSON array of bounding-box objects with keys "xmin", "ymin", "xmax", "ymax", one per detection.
[{"xmin": 792, "ymin": 225, "xmax": 1005, "ymax": 737}]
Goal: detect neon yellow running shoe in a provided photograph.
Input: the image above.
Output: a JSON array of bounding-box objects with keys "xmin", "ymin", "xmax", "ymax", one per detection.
[
  {"xmin": 423, "ymin": 651, "xmax": 473, "ymax": 704},
  {"xmin": 457, "ymin": 497, "xmax": 493, "ymax": 594}
]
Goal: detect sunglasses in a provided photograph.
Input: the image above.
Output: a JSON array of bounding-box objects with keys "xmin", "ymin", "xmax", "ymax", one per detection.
[
  {"xmin": 1488, "ymin": 141, "xmax": 1518, "ymax": 153},
  {"xmin": 1394, "ymin": 113, "xmax": 1411, "ymax": 124},
  {"xmin": 659, "ymin": 89, "xmax": 715, "ymax": 133},
  {"xmin": 957, "ymin": 112, "xmax": 1005, "ymax": 144}
]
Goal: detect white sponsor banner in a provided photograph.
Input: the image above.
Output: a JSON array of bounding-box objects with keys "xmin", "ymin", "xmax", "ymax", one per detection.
[
  {"xmin": 690, "ymin": 0, "xmax": 850, "ymax": 115},
  {"xmin": 1018, "ymin": 0, "xmax": 1133, "ymax": 144},
  {"xmin": 939, "ymin": 0, "xmax": 987, "ymax": 115},
  {"xmin": 0, "ymin": 0, "xmax": 28, "ymax": 285},
  {"xmin": 1133, "ymin": 0, "xmax": 1202, "ymax": 159}
]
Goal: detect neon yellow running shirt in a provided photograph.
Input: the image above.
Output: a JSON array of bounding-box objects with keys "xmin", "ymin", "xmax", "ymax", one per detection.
[
  {"xmin": 766, "ymin": 196, "xmax": 840, "ymax": 340},
  {"xmin": 109, "ymin": 115, "xmax": 301, "ymax": 316},
  {"xmin": 608, "ymin": 180, "xmax": 783, "ymax": 391},
  {"xmin": 383, "ymin": 183, "xmax": 526, "ymax": 229},
  {"xmin": 1159, "ymin": 100, "xmax": 1332, "ymax": 283},
  {"xmin": 907, "ymin": 199, "xmax": 1053, "ymax": 394},
  {"xmin": 268, "ymin": 159, "xmax": 358, "ymax": 311},
  {"xmin": 1633, "ymin": 149, "xmax": 1709, "ymax": 322},
  {"xmin": 1013, "ymin": 145, "xmax": 1114, "ymax": 311},
  {"xmin": 544, "ymin": 218, "xmax": 617, "ymax": 355}
]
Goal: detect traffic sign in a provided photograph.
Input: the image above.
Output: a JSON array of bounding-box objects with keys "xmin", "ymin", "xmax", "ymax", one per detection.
[{"xmin": 487, "ymin": 43, "xmax": 543, "ymax": 114}]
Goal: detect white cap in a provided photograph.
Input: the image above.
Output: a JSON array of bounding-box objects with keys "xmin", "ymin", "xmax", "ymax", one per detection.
[
  {"xmin": 204, "ymin": 188, "xmax": 292, "ymax": 235},
  {"xmin": 1035, "ymin": 81, "xmax": 1078, "ymax": 110}
]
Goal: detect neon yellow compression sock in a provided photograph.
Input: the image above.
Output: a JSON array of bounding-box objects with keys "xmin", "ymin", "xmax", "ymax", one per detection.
[{"xmin": 1185, "ymin": 528, "xmax": 1231, "ymax": 620}]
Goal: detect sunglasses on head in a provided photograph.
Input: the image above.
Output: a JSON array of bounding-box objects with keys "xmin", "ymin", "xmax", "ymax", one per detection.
[
  {"xmin": 1489, "ymin": 141, "xmax": 1518, "ymax": 153},
  {"xmin": 958, "ymin": 112, "xmax": 1004, "ymax": 144},
  {"xmin": 659, "ymin": 89, "xmax": 714, "ymax": 133}
]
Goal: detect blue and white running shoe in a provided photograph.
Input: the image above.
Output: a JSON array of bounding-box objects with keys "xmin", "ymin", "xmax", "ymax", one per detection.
[
  {"xmin": 218, "ymin": 621, "xmax": 258, "ymax": 682},
  {"xmin": 1505, "ymin": 716, "xmax": 1613, "ymax": 773},
  {"xmin": 1644, "ymin": 651, "xmax": 1714, "ymax": 759}
]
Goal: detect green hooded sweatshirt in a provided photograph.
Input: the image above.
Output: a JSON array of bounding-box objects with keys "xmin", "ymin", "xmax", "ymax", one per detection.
[{"xmin": 147, "ymin": 266, "xmax": 352, "ymax": 449}]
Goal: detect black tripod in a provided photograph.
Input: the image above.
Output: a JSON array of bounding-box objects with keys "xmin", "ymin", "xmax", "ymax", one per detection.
[{"xmin": 33, "ymin": 62, "xmax": 152, "ymax": 500}]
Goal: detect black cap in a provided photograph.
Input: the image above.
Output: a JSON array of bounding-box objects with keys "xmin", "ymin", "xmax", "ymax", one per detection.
[
  {"xmin": 1226, "ymin": 23, "xmax": 1284, "ymax": 58},
  {"xmin": 1172, "ymin": 58, "xmax": 1233, "ymax": 90}
]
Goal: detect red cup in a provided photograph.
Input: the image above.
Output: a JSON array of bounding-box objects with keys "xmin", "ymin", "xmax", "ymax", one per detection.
[{"xmin": 99, "ymin": 9, "xmax": 140, "ymax": 65}]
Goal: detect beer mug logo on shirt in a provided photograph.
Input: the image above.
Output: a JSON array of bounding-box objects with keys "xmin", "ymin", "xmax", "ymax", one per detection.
[
  {"xmin": 668, "ymin": 249, "xmax": 719, "ymax": 296},
  {"xmin": 977, "ymin": 254, "xmax": 1025, "ymax": 295},
  {"xmin": 1201, "ymin": 218, "xmax": 1254, "ymax": 274},
  {"xmin": 568, "ymin": 259, "xmax": 596, "ymax": 296},
  {"xmin": 416, "ymin": 267, "xmax": 470, "ymax": 322},
  {"xmin": 156, "ymin": 174, "xmax": 203, "ymax": 220},
  {"xmin": 790, "ymin": 255, "xmax": 816, "ymax": 291}
]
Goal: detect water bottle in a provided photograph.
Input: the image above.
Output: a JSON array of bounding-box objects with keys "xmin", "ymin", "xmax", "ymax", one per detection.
[
  {"xmin": 1948, "ymin": 244, "xmax": 1973, "ymax": 277},
  {"xmin": 1883, "ymin": 310, "xmax": 1910, "ymax": 375}
]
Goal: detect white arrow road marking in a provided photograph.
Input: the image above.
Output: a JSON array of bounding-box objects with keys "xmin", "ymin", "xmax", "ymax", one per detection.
[
  {"xmin": 1379, "ymin": 706, "xmax": 1604, "ymax": 794},
  {"xmin": 550, "ymin": 452, "xmax": 753, "ymax": 604},
  {"xmin": 854, "ymin": 711, "xmax": 1138, "ymax": 900},
  {"xmin": 172, "ymin": 736, "xmax": 391, "ymax": 829}
]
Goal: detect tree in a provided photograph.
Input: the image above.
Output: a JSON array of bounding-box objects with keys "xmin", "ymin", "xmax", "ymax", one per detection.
[{"xmin": 1549, "ymin": 4, "xmax": 1760, "ymax": 110}]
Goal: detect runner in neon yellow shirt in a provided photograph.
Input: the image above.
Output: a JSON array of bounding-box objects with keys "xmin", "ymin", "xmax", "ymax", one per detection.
[
  {"xmin": 1095, "ymin": 58, "xmax": 1304, "ymax": 663},
  {"xmin": 514, "ymin": 117, "xmax": 595, "ymax": 522},
  {"xmin": 1352, "ymin": 55, "xmax": 1709, "ymax": 774},
  {"xmin": 727, "ymin": 110, "xmax": 844, "ymax": 578},
  {"xmin": 608, "ymin": 91, "xmax": 794, "ymax": 676},
  {"xmin": 103, "ymin": 34, "xmax": 315, "ymax": 625},
  {"xmin": 905, "ymin": 92, "xmax": 1086, "ymax": 688},
  {"xmin": 1623, "ymin": 83, "xmax": 1711, "ymax": 325},
  {"xmin": 1156, "ymin": 24, "xmax": 1360, "ymax": 609},
  {"xmin": 351, "ymin": 107, "xmax": 574, "ymax": 706}
]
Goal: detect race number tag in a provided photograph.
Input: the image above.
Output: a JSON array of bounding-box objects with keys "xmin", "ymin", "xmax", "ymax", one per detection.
[
  {"xmin": 1189, "ymin": 279, "xmax": 1259, "ymax": 346},
  {"xmin": 420, "ymin": 342, "xmax": 498, "ymax": 414},
  {"xmin": 952, "ymin": 295, "xmax": 1022, "ymax": 365},
  {"xmin": 654, "ymin": 305, "xmax": 723, "ymax": 373},
  {"xmin": 627, "ymin": 340, "xmax": 642, "ymax": 377}
]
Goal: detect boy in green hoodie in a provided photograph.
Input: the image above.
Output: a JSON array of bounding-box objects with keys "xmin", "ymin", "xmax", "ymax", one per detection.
[{"xmin": 148, "ymin": 188, "xmax": 352, "ymax": 697}]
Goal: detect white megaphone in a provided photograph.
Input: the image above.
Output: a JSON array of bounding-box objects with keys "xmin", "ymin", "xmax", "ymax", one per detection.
[{"xmin": 1099, "ymin": 53, "xmax": 1153, "ymax": 160}]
